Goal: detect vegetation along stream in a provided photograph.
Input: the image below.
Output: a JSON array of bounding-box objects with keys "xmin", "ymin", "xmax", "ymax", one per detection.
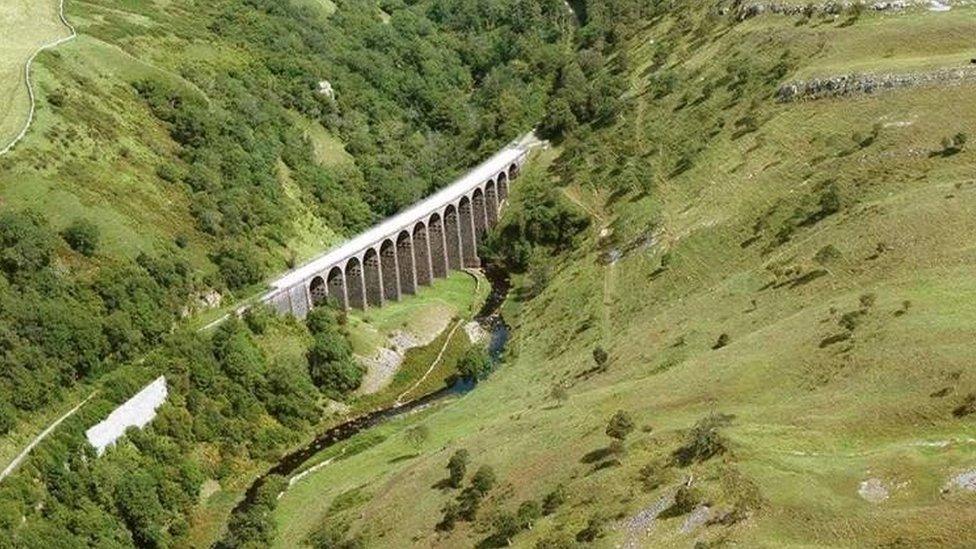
[{"xmin": 224, "ymin": 266, "xmax": 512, "ymax": 530}]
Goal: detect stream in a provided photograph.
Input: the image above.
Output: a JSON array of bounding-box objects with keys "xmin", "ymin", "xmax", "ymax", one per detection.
[{"xmin": 226, "ymin": 266, "xmax": 511, "ymax": 522}]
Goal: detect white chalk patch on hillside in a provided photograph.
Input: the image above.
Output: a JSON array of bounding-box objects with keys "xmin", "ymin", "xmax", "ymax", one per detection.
[{"xmin": 85, "ymin": 376, "xmax": 168, "ymax": 455}]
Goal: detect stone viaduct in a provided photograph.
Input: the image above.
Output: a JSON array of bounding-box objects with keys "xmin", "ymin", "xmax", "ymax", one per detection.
[{"xmin": 262, "ymin": 141, "xmax": 528, "ymax": 317}]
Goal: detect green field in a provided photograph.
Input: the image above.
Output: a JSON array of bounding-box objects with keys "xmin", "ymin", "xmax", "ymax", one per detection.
[
  {"xmin": 0, "ymin": 0, "xmax": 72, "ymax": 150},
  {"xmin": 269, "ymin": 5, "xmax": 976, "ymax": 548}
]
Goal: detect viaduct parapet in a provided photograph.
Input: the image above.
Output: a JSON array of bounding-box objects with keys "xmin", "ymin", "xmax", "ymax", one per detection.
[{"xmin": 262, "ymin": 140, "xmax": 528, "ymax": 317}]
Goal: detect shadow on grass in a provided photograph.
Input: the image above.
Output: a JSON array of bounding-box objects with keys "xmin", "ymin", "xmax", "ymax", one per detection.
[{"xmin": 387, "ymin": 453, "xmax": 420, "ymax": 464}]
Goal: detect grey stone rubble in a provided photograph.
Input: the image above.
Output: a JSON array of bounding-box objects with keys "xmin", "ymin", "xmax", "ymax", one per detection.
[
  {"xmin": 680, "ymin": 505, "xmax": 712, "ymax": 534},
  {"xmin": 730, "ymin": 0, "xmax": 968, "ymax": 19},
  {"xmin": 858, "ymin": 478, "xmax": 890, "ymax": 503},
  {"xmin": 943, "ymin": 469, "xmax": 976, "ymax": 493},
  {"xmin": 777, "ymin": 66, "xmax": 976, "ymax": 101}
]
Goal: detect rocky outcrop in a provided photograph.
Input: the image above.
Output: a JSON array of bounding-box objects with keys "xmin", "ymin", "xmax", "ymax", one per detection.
[
  {"xmin": 777, "ymin": 67, "xmax": 976, "ymax": 101},
  {"xmin": 729, "ymin": 0, "xmax": 965, "ymax": 20}
]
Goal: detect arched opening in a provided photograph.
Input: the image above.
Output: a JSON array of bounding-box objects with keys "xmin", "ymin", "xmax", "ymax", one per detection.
[
  {"xmin": 310, "ymin": 276, "xmax": 328, "ymax": 306},
  {"xmin": 498, "ymin": 171, "xmax": 509, "ymax": 203},
  {"xmin": 485, "ymin": 180, "xmax": 499, "ymax": 226},
  {"xmin": 508, "ymin": 163, "xmax": 519, "ymax": 181},
  {"xmin": 458, "ymin": 196, "xmax": 478, "ymax": 267},
  {"xmin": 427, "ymin": 214, "xmax": 448, "ymax": 279},
  {"xmin": 413, "ymin": 222, "xmax": 434, "ymax": 286},
  {"xmin": 472, "ymin": 188, "xmax": 488, "ymax": 245},
  {"xmin": 327, "ymin": 266, "xmax": 347, "ymax": 309},
  {"xmin": 345, "ymin": 257, "xmax": 366, "ymax": 310},
  {"xmin": 396, "ymin": 231, "xmax": 416, "ymax": 295},
  {"xmin": 443, "ymin": 205, "xmax": 462, "ymax": 271},
  {"xmin": 363, "ymin": 248, "xmax": 384, "ymax": 307},
  {"xmin": 380, "ymin": 239, "xmax": 400, "ymax": 302}
]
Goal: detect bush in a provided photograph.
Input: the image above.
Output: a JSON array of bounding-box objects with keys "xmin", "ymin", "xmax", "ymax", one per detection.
[
  {"xmin": 542, "ymin": 485, "xmax": 567, "ymax": 515},
  {"xmin": 457, "ymin": 346, "xmax": 492, "ymax": 382},
  {"xmin": 606, "ymin": 410, "xmax": 635, "ymax": 442},
  {"xmin": 942, "ymin": 132, "xmax": 968, "ymax": 154},
  {"xmin": 592, "ymin": 346, "xmax": 608, "ymax": 369},
  {"xmin": 575, "ymin": 515, "xmax": 606, "ymax": 542},
  {"xmin": 672, "ymin": 413, "xmax": 733, "ymax": 467},
  {"xmin": 61, "ymin": 219, "xmax": 100, "ymax": 256}
]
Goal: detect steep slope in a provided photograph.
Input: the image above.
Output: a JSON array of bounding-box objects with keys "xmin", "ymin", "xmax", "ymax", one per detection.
[
  {"xmin": 268, "ymin": 2, "xmax": 976, "ymax": 547},
  {"xmin": 0, "ymin": 0, "xmax": 572, "ymax": 476}
]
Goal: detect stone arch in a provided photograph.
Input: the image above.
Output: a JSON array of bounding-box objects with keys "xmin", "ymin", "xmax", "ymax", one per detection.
[
  {"xmin": 458, "ymin": 196, "xmax": 478, "ymax": 267},
  {"xmin": 485, "ymin": 180, "xmax": 499, "ymax": 226},
  {"xmin": 413, "ymin": 222, "xmax": 434, "ymax": 286},
  {"xmin": 508, "ymin": 162, "xmax": 519, "ymax": 181},
  {"xmin": 426, "ymin": 214, "xmax": 448, "ymax": 279},
  {"xmin": 345, "ymin": 257, "xmax": 366, "ymax": 310},
  {"xmin": 443, "ymin": 205, "xmax": 463, "ymax": 271},
  {"xmin": 363, "ymin": 248, "xmax": 384, "ymax": 307},
  {"xmin": 472, "ymin": 188, "xmax": 488, "ymax": 245},
  {"xmin": 498, "ymin": 171, "xmax": 509, "ymax": 202},
  {"xmin": 327, "ymin": 266, "xmax": 347, "ymax": 309},
  {"xmin": 310, "ymin": 276, "xmax": 328, "ymax": 307},
  {"xmin": 380, "ymin": 239, "xmax": 400, "ymax": 302},
  {"xmin": 396, "ymin": 231, "xmax": 416, "ymax": 295}
]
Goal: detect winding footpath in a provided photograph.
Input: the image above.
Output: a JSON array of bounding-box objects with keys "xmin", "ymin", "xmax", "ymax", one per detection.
[
  {"xmin": 0, "ymin": 0, "xmax": 77, "ymax": 157},
  {"xmin": 0, "ymin": 392, "xmax": 95, "ymax": 482}
]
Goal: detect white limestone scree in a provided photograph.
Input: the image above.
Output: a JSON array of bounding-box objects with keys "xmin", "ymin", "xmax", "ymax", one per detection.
[
  {"xmin": 85, "ymin": 376, "xmax": 168, "ymax": 456},
  {"xmin": 262, "ymin": 139, "xmax": 528, "ymax": 317}
]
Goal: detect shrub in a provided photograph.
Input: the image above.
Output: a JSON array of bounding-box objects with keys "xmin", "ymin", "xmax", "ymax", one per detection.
[
  {"xmin": 592, "ymin": 346, "xmax": 608, "ymax": 369},
  {"xmin": 518, "ymin": 500, "xmax": 542, "ymax": 529},
  {"xmin": 606, "ymin": 410, "xmax": 635, "ymax": 442},
  {"xmin": 638, "ymin": 460, "xmax": 666, "ymax": 492},
  {"xmin": 457, "ymin": 346, "xmax": 492, "ymax": 382},
  {"xmin": 672, "ymin": 413, "xmax": 733, "ymax": 466},
  {"xmin": 61, "ymin": 219, "xmax": 100, "ymax": 257},
  {"xmin": 542, "ymin": 484, "xmax": 567, "ymax": 515},
  {"xmin": 575, "ymin": 515, "xmax": 606, "ymax": 542},
  {"xmin": 437, "ymin": 502, "xmax": 460, "ymax": 532},
  {"xmin": 941, "ymin": 132, "xmax": 968, "ymax": 155},
  {"xmin": 471, "ymin": 466, "xmax": 497, "ymax": 495},
  {"xmin": 0, "ymin": 400, "xmax": 16, "ymax": 436}
]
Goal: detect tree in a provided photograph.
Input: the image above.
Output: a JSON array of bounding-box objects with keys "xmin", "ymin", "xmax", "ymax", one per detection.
[
  {"xmin": 606, "ymin": 410, "xmax": 634, "ymax": 442},
  {"xmin": 471, "ymin": 465, "xmax": 497, "ymax": 495},
  {"xmin": 457, "ymin": 346, "xmax": 492, "ymax": 382},
  {"xmin": 447, "ymin": 449, "xmax": 470, "ymax": 488},
  {"xmin": 211, "ymin": 246, "xmax": 264, "ymax": 291},
  {"xmin": 61, "ymin": 219, "xmax": 100, "ymax": 256},
  {"xmin": 307, "ymin": 333, "xmax": 363, "ymax": 394},
  {"xmin": 592, "ymin": 346, "xmax": 608, "ymax": 369}
]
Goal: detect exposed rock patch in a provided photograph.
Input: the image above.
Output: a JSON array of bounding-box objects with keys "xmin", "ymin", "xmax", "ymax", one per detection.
[
  {"xmin": 942, "ymin": 469, "xmax": 976, "ymax": 493},
  {"xmin": 464, "ymin": 320, "xmax": 489, "ymax": 344},
  {"xmin": 777, "ymin": 67, "xmax": 976, "ymax": 102},
  {"xmin": 858, "ymin": 478, "xmax": 890, "ymax": 503},
  {"xmin": 729, "ymin": 0, "xmax": 966, "ymax": 19},
  {"xmin": 680, "ymin": 504, "xmax": 712, "ymax": 533}
]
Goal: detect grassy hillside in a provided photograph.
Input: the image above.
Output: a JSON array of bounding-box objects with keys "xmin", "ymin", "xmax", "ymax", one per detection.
[
  {"xmin": 269, "ymin": 3, "xmax": 976, "ymax": 547},
  {"xmin": 0, "ymin": 0, "xmax": 72, "ymax": 149}
]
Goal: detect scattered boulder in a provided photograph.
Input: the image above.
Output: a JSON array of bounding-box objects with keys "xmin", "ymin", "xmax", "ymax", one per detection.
[
  {"xmin": 858, "ymin": 478, "xmax": 889, "ymax": 503},
  {"xmin": 942, "ymin": 470, "xmax": 976, "ymax": 493}
]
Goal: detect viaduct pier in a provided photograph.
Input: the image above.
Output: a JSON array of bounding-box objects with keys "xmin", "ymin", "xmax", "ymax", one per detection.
[{"xmin": 262, "ymin": 139, "xmax": 528, "ymax": 317}]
